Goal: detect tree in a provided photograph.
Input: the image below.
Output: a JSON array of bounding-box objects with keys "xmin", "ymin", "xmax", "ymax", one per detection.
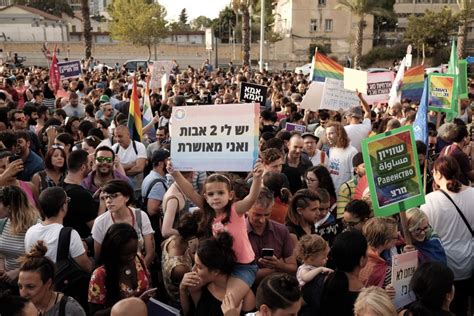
[
  {"xmin": 80, "ymin": 0, "xmax": 92, "ymax": 60},
  {"xmin": 191, "ymin": 15, "xmax": 213, "ymax": 30},
  {"xmin": 403, "ymin": 7, "xmax": 459, "ymax": 59},
  {"xmin": 179, "ymin": 8, "xmax": 188, "ymax": 27},
  {"xmin": 456, "ymin": 0, "xmax": 474, "ymax": 58},
  {"xmin": 108, "ymin": 0, "xmax": 168, "ymax": 60},
  {"xmin": 14, "ymin": 0, "xmax": 73, "ymax": 16},
  {"xmin": 232, "ymin": 0, "xmax": 256, "ymax": 67},
  {"xmin": 335, "ymin": 0, "xmax": 391, "ymax": 69}
]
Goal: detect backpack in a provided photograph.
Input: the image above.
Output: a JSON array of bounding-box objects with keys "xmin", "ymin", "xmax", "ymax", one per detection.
[
  {"xmin": 54, "ymin": 227, "xmax": 90, "ymax": 310},
  {"xmin": 115, "ymin": 140, "xmax": 138, "ymax": 155},
  {"xmin": 142, "ymin": 177, "xmax": 168, "ymax": 216}
]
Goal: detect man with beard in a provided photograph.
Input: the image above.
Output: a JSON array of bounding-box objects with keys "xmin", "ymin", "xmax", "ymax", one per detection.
[
  {"xmin": 146, "ymin": 126, "xmax": 170, "ymax": 159},
  {"xmin": 23, "ymin": 104, "xmax": 38, "ymax": 132},
  {"xmin": 282, "ymin": 134, "xmax": 312, "ymax": 193},
  {"xmin": 9, "ymin": 110, "xmax": 42, "ymax": 155},
  {"xmin": 14, "ymin": 130, "xmax": 44, "ymax": 181},
  {"xmin": 82, "ymin": 146, "xmax": 130, "ymax": 196},
  {"xmin": 62, "ymin": 149, "xmax": 98, "ymax": 238}
]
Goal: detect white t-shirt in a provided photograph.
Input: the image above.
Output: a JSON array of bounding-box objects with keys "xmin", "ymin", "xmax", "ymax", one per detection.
[
  {"xmin": 420, "ymin": 188, "xmax": 474, "ymax": 280},
  {"xmin": 24, "ymin": 223, "xmax": 85, "ymax": 263},
  {"xmin": 344, "ymin": 118, "xmax": 371, "ymax": 152},
  {"xmin": 112, "ymin": 141, "xmax": 147, "ymax": 190},
  {"xmin": 91, "ymin": 209, "xmax": 154, "ymax": 253},
  {"xmin": 328, "ymin": 145, "xmax": 358, "ymax": 191}
]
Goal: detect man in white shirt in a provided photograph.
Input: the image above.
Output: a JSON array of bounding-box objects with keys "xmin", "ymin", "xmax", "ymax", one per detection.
[
  {"xmin": 25, "ymin": 187, "xmax": 92, "ymax": 272},
  {"xmin": 343, "ymin": 98, "xmax": 372, "ymax": 152},
  {"xmin": 112, "ymin": 125, "xmax": 147, "ymax": 197}
]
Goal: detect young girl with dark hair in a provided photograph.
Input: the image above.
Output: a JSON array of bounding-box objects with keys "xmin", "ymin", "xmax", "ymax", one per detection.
[
  {"xmin": 169, "ymin": 160, "xmax": 263, "ymax": 308},
  {"xmin": 263, "ymin": 171, "xmax": 291, "ymax": 224},
  {"xmin": 285, "ymin": 189, "xmax": 320, "ymax": 246}
]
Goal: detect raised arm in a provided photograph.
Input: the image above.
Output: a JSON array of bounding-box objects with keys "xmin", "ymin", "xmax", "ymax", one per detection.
[
  {"xmin": 167, "ymin": 161, "xmax": 204, "ymax": 209},
  {"xmin": 357, "ymin": 90, "xmax": 371, "ymax": 119},
  {"xmin": 235, "ymin": 161, "xmax": 264, "ymax": 215}
]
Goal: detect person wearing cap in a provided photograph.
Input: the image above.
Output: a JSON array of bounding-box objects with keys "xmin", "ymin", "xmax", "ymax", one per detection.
[
  {"xmin": 302, "ymin": 132, "xmax": 326, "ymax": 167},
  {"xmin": 336, "ymin": 152, "xmax": 366, "ymax": 219},
  {"xmin": 344, "ymin": 92, "xmax": 371, "ymax": 152},
  {"xmin": 141, "ymin": 148, "xmax": 170, "ymax": 217}
]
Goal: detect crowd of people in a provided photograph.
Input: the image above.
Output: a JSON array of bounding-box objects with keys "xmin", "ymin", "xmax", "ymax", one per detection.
[{"xmin": 0, "ymin": 56, "xmax": 473, "ymax": 316}]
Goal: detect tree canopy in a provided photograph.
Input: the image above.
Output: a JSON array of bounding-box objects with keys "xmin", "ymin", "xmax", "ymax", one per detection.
[
  {"xmin": 14, "ymin": 0, "xmax": 73, "ymax": 17},
  {"xmin": 108, "ymin": 0, "xmax": 168, "ymax": 59}
]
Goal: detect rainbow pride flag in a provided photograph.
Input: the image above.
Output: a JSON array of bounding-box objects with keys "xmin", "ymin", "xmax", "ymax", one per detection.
[
  {"xmin": 401, "ymin": 65, "xmax": 425, "ymax": 102},
  {"xmin": 127, "ymin": 77, "xmax": 143, "ymax": 142},
  {"xmin": 312, "ymin": 52, "xmax": 344, "ymax": 82}
]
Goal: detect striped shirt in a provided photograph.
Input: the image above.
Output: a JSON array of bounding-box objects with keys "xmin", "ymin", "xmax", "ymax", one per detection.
[{"xmin": 0, "ymin": 219, "xmax": 28, "ymax": 270}]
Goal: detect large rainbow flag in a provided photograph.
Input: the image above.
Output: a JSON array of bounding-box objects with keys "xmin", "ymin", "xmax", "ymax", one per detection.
[
  {"xmin": 127, "ymin": 77, "xmax": 143, "ymax": 142},
  {"xmin": 401, "ymin": 65, "xmax": 425, "ymax": 103},
  {"xmin": 311, "ymin": 52, "xmax": 344, "ymax": 82}
]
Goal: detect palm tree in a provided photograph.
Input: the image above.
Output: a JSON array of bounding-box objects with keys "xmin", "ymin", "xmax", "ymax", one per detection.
[
  {"xmin": 232, "ymin": 0, "xmax": 254, "ymax": 67},
  {"xmin": 81, "ymin": 0, "xmax": 92, "ymax": 60},
  {"xmin": 456, "ymin": 0, "xmax": 474, "ymax": 59},
  {"xmin": 335, "ymin": 0, "xmax": 390, "ymax": 69}
]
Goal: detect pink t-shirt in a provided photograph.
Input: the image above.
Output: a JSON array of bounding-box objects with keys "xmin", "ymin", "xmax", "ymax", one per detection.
[{"xmin": 212, "ymin": 204, "xmax": 255, "ymax": 264}]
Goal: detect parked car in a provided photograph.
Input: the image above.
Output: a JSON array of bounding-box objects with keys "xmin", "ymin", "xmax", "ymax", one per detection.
[
  {"xmin": 294, "ymin": 63, "xmax": 312, "ymax": 76},
  {"xmin": 425, "ymin": 64, "xmax": 448, "ymax": 74},
  {"xmin": 124, "ymin": 59, "xmax": 153, "ymax": 73},
  {"xmin": 367, "ymin": 67, "xmax": 391, "ymax": 73}
]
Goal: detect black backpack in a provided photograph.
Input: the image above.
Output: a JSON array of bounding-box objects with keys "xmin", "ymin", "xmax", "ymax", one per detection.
[{"xmin": 54, "ymin": 227, "xmax": 91, "ymax": 310}]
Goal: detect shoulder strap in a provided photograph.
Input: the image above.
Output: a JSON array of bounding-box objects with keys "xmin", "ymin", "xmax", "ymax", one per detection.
[
  {"xmin": 57, "ymin": 227, "xmax": 73, "ymax": 261},
  {"xmin": 115, "ymin": 144, "xmax": 119, "ymax": 154},
  {"xmin": 134, "ymin": 209, "xmax": 142, "ymax": 231},
  {"xmin": 0, "ymin": 218, "xmax": 7, "ymax": 235},
  {"xmin": 145, "ymin": 178, "xmax": 168, "ymax": 200},
  {"xmin": 345, "ymin": 181, "xmax": 352, "ymax": 197},
  {"xmin": 38, "ymin": 170, "xmax": 48, "ymax": 191},
  {"xmin": 132, "ymin": 140, "xmax": 138, "ymax": 155},
  {"xmin": 58, "ymin": 295, "xmax": 68, "ymax": 316},
  {"xmin": 439, "ymin": 189, "xmax": 474, "ymax": 237}
]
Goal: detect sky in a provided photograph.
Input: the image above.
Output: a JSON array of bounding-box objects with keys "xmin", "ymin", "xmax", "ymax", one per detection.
[{"xmin": 158, "ymin": 0, "xmax": 230, "ymax": 22}]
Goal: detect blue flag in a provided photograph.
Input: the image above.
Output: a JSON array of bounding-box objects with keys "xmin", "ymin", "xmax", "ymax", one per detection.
[{"xmin": 413, "ymin": 79, "xmax": 428, "ymax": 152}]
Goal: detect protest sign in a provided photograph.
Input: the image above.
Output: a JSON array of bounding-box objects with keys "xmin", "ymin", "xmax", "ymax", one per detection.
[
  {"xmin": 320, "ymin": 78, "xmax": 360, "ymax": 112},
  {"xmin": 285, "ymin": 123, "xmax": 306, "ymax": 133},
  {"xmin": 364, "ymin": 72, "xmax": 394, "ymax": 104},
  {"xmin": 344, "ymin": 67, "xmax": 368, "ymax": 94},
  {"xmin": 428, "ymin": 73, "xmax": 456, "ymax": 113},
  {"xmin": 58, "ymin": 60, "xmax": 81, "ymax": 79},
  {"xmin": 459, "ymin": 60, "xmax": 468, "ymax": 99},
  {"xmin": 300, "ymin": 82, "xmax": 324, "ymax": 111},
  {"xmin": 240, "ymin": 82, "xmax": 267, "ymax": 106},
  {"xmin": 170, "ymin": 103, "xmax": 259, "ymax": 172},
  {"xmin": 361, "ymin": 125, "xmax": 425, "ymax": 217},
  {"xmin": 150, "ymin": 60, "xmax": 173, "ymax": 89},
  {"xmin": 391, "ymin": 251, "xmax": 418, "ymax": 309}
]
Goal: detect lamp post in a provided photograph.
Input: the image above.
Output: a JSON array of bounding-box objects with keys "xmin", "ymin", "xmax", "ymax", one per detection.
[{"xmin": 259, "ymin": 0, "xmax": 264, "ymax": 72}]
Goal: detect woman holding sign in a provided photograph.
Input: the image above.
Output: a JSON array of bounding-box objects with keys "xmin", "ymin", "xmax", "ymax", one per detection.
[{"xmin": 420, "ymin": 156, "xmax": 474, "ymax": 316}]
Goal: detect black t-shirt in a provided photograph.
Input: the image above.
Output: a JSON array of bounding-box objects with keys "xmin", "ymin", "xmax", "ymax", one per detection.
[
  {"xmin": 62, "ymin": 183, "xmax": 98, "ymax": 238},
  {"xmin": 282, "ymin": 155, "xmax": 313, "ymax": 193}
]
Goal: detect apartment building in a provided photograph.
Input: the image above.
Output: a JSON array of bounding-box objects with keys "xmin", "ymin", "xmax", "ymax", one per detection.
[{"xmin": 272, "ymin": 0, "xmax": 374, "ymax": 63}]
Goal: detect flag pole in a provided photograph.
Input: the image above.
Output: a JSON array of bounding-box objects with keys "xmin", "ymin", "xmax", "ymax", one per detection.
[{"xmin": 423, "ymin": 159, "xmax": 428, "ymax": 193}]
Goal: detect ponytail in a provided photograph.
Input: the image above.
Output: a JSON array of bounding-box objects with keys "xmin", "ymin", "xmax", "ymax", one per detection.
[{"xmin": 19, "ymin": 241, "xmax": 55, "ymax": 285}]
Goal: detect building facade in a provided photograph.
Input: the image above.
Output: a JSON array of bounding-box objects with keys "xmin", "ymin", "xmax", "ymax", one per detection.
[{"xmin": 272, "ymin": 0, "xmax": 374, "ymax": 63}]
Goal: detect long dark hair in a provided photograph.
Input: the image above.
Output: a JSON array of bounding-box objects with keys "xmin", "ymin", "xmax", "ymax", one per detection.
[
  {"xmin": 321, "ymin": 230, "xmax": 367, "ymax": 316},
  {"xmin": 434, "ymin": 156, "xmax": 462, "ymax": 193},
  {"xmin": 200, "ymin": 174, "xmax": 233, "ymax": 236},
  {"xmin": 99, "ymin": 223, "xmax": 138, "ymax": 307},
  {"xmin": 197, "ymin": 232, "xmax": 235, "ymax": 275},
  {"xmin": 305, "ymin": 165, "xmax": 336, "ymax": 201}
]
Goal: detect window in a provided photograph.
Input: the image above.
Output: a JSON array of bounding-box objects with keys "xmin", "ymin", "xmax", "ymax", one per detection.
[
  {"xmin": 318, "ymin": 0, "xmax": 326, "ymax": 5},
  {"xmin": 310, "ymin": 19, "xmax": 317, "ymax": 32},
  {"xmin": 325, "ymin": 19, "xmax": 333, "ymax": 32},
  {"xmin": 71, "ymin": 25, "xmax": 76, "ymax": 32}
]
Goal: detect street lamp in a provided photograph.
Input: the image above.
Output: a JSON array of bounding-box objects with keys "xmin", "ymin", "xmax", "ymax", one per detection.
[{"xmin": 259, "ymin": 0, "xmax": 264, "ymax": 72}]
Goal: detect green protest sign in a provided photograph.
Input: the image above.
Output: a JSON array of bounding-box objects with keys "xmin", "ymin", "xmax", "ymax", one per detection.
[
  {"xmin": 428, "ymin": 73, "xmax": 456, "ymax": 113},
  {"xmin": 361, "ymin": 126, "xmax": 425, "ymax": 217},
  {"xmin": 459, "ymin": 60, "xmax": 468, "ymax": 100}
]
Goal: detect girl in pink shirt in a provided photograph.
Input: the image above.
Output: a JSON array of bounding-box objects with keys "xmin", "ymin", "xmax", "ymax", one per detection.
[{"xmin": 169, "ymin": 160, "xmax": 264, "ymax": 308}]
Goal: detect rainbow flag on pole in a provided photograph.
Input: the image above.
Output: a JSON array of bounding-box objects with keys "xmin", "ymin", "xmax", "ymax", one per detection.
[
  {"xmin": 401, "ymin": 65, "xmax": 425, "ymax": 102},
  {"xmin": 311, "ymin": 52, "xmax": 344, "ymax": 82},
  {"xmin": 127, "ymin": 77, "xmax": 143, "ymax": 142},
  {"xmin": 142, "ymin": 78, "xmax": 155, "ymax": 140}
]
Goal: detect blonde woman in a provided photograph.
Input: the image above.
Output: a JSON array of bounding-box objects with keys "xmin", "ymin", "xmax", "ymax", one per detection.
[
  {"xmin": 0, "ymin": 186, "xmax": 40, "ymax": 288},
  {"xmin": 406, "ymin": 208, "xmax": 446, "ymax": 265},
  {"xmin": 354, "ymin": 286, "xmax": 397, "ymax": 316}
]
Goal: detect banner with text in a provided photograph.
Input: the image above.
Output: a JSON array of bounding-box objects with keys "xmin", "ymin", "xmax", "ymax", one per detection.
[
  {"xmin": 300, "ymin": 82, "xmax": 324, "ymax": 111},
  {"xmin": 170, "ymin": 103, "xmax": 259, "ymax": 171},
  {"xmin": 58, "ymin": 60, "xmax": 81, "ymax": 79},
  {"xmin": 391, "ymin": 251, "xmax": 418, "ymax": 309},
  {"xmin": 364, "ymin": 72, "xmax": 394, "ymax": 104},
  {"xmin": 150, "ymin": 61, "xmax": 173, "ymax": 89},
  {"xmin": 320, "ymin": 78, "xmax": 360, "ymax": 112},
  {"xmin": 361, "ymin": 125, "xmax": 425, "ymax": 217},
  {"xmin": 285, "ymin": 123, "xmax": 306, "ymax": 133},
  {"xmin": 239, "ymin": 82, "xmax": 267, "ymax": 106},
  {"xmin": 428, "ymin": 73, "xmax": 456, "ymax": 113}
]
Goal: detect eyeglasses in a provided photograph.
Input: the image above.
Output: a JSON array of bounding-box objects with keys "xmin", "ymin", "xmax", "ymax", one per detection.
[
  {"xmin": 414, "ymin": 226, "xmax": 429, "ymax": 235},
  {"xmin": 96, "ymin": 156, "xmax": 113, "ymax": 163},
  {"xmin": 86, "ymin": 135, "xmax": 100, "ymax": 141},
  {"xmin": 51, "ymin": 144, "xmax": 64, "ymax": 150},
  {"xmin": 104, "ymin": 193, "xmax": 121, "ymax": 200}
]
